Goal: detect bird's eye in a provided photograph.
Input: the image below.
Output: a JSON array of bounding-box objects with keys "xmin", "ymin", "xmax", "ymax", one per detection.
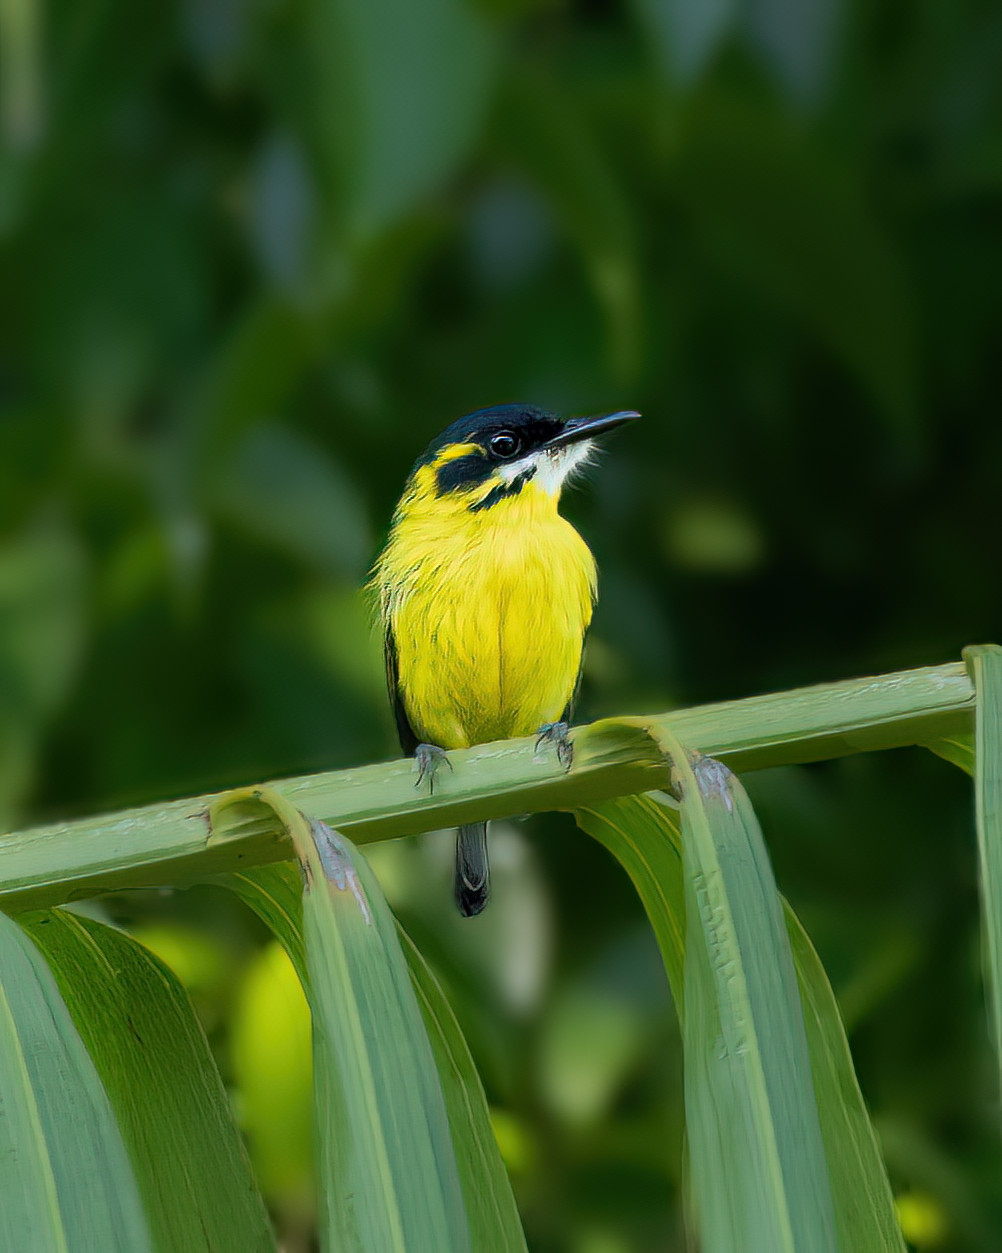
[{"xmin": 489, "ymin": 431, "xmax": 522, "ymax": 460}]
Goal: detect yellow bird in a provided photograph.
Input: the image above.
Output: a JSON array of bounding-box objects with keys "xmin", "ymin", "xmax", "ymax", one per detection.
[{"xmin": 373, "ymin": 404, "xmax": 639, "ymax": 915}]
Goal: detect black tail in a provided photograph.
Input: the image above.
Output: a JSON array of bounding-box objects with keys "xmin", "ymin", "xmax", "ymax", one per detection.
[{"xmin": 455, "ymin": 822, "xmax": 490, "ymax": 917}]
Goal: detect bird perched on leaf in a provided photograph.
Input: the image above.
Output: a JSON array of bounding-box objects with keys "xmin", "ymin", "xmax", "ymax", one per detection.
[{"xmin": 373, "ymin": 404, "xmax": 639, "ymax": 916}]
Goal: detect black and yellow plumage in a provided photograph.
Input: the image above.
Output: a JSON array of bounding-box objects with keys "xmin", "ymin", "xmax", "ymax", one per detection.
[{"xmin": 373, "ymin": 404, "xmax": 638, "ymax": 915}]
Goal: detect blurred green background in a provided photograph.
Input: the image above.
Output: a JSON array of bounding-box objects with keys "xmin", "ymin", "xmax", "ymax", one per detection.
[{"xmin": 2, "ymin": 0, "xmax": 1001, "ymax": 1248}]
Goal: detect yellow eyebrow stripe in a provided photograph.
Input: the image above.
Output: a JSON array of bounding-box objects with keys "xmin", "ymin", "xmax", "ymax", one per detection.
[{"xmin": 431, "ymin": 442, "xmax": 481, "ymax": 465}]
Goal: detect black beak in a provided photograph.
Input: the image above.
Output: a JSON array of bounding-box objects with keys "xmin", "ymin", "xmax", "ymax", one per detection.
[{"xmin": 546, "ymin": 410, "xmax": 641, "ymax": 449}]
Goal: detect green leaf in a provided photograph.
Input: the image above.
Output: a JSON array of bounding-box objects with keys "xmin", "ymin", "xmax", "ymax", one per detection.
[
  {"xmin": 213, "ymin": 422, "xmax": 371, "ymax": 579},
  {"xmin": 925, "ymin": 730, "xmax": 975, "ymax": 774},
  {"xmin": 224, "ymin": 853, "xmax": 528, "ymax": 1253},
  {"xmin": 21, "ymin": 909, "xmax": 276, "ymax": 1253},
  {"xmin": 304, "ymin": 0, "xmax": 499, "ymax": 243},
  {"xmin": 214, "ymin": 790, "xmax": 470, "ymax": 1253},
  {"xmin": 666, "ymin": 748, "xmax": 837, "ymax": 1253},
  {"xmin": 964, "ymin": 644, "xmax": 1002, "ymax": 1099},
  {"xmin": 628, "ymin": 0, "xmax": 736, "ymax": 83},
  {"xmin": 577, "ymin": 788, "xmax": 905, "ymax": 1253},
  {"xmin": 397, "ymin": 926, "xmax": 530, "ymax": 1253},
  {"xmin": 226, "ymin": 861, "xmax": 308, "ymax": 982},
  {"xmin": 302, "ymin": 823, "xmax": 472, "ymax": 1253},
  {"xmin": 0, "ymin": 912, "xmax": 153, "ymax": 1253},
  {"xmin": 574, "ymin": 793, "xmax": 687, "ymax": 1000},
  {"xmin": 784, "ymin": 911, "xmax": 906, "ymax": 1253}
]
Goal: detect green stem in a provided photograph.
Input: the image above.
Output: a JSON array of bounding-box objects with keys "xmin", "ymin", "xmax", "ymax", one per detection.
[{"xmin": 0, "ymin": 659, "xmax": 976, "ymax": 914}]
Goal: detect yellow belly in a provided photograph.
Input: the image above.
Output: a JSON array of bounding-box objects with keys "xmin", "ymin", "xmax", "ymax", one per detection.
[{"xmin": 379, "ymin": 483, "xmax": 596, "ymax": 750}]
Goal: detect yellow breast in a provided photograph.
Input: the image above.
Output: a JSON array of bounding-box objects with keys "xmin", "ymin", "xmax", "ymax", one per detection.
[{"xmin": 375, "ymin": 465, "xmax": 597, "ymax": 750}]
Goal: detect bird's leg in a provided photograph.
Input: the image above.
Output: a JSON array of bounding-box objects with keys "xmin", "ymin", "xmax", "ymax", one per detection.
[
  {"xmin": 536, "ymin": 721, "xmax": 573, "ymax": 770},
  {"xmin": 414, "ymin": 742, "xmax": 452, "ymax": 793}
]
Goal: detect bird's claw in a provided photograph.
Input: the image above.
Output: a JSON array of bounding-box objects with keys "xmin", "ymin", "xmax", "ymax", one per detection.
[
  {"xmin": 414, "ymin": 743, "xmax": 451, "ymax": 793},
  {"xmin": 536, "ymin": 721, "xmax": 573, "ymax": 770}
]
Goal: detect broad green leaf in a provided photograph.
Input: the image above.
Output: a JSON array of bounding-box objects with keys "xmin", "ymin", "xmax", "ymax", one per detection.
[
  {"xmin": 964, "ymin": 644, "xmax": 1002, "ymax": 1097},
  {"xmin": 629, "ymin": 0, "xmax": 736, "ymax": 83},
  {"xmin": 301, "ymin": 819, "xmax": 471, "ymax": 1253},
  {"xmin": 784, "ymin": 916, "xmax": 905, "ymax": 1253},
  {"xmin": 213, "ymin": 790, "xmax": 470, "ymax": 1253},
  {"xmin": 213, "ymin": 421, "xmax": 371, "ymax": 578},
  {"xmin": 226, "ymin": 861, "xmax": 308, "ymax": 982},
  {"xmin": 304, "ymin": 0, "xmax": 499, "ymax": 243},
  {"xmin": 0, "ymin": 912, "xmax": 153, "ymax": 1253},
  {"xmin": 574, "ymin": 793, "xmax": 686, "ymax": 999},
  {"xmin": 22, "ymin": 909, "xmax": 276, "ymax": 1253},
  {"xmin": 577, "ymin": 788, "xmax": 905, "ymax": 1253},
  {"xmin": 397, "ymin": 926, "xmax": 529, "ymax": 1253},
  {"xmin": 661, "ymin": 746, "xmax": 836, "ymax": 1253},
  {"xmin": 224, "ymin": 853, "xmax": 528, "ymax": 1253}
]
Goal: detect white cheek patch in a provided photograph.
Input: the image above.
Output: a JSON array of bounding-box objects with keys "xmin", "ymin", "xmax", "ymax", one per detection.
[{"xmin": 497, "ymin": 441, "xmax": 595, "ymax": 495}]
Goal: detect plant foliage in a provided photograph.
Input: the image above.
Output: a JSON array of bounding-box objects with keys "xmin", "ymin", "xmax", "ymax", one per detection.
[{"xmin": 0, "ymin": 653, "xmax": 999, "ymax": 1250}]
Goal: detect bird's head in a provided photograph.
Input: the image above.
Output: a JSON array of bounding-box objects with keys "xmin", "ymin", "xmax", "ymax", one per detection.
[{"xmin": 410, "ymin": 404, "xmax": 640, "ymax": 513}]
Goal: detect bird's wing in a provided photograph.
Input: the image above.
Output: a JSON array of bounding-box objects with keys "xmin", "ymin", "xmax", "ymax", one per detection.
[
  {"xmin": 384, "ymin": 625, "xmax": 420, "ymax": 756},
  {"xmin": 560, "ymin": 643, "xmax": 587, "ymax": 725}
]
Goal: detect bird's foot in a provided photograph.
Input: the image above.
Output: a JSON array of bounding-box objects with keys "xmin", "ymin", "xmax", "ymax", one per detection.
[
  {"xmin": 414, "ymin": 743, "xmax": 452, "ymax": 793},
  {"xmin": 536, "ymin": 721, "xmax": 573, "ymax": 770}
]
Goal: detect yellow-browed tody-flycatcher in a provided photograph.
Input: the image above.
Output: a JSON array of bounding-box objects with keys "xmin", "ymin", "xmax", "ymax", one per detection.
[{"xmin": 374, "ymin": 404, "xmax": 639, "ymax": 915}]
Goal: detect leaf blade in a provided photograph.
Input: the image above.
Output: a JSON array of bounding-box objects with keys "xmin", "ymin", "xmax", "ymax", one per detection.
[
  {"xmin": 399, "ymin": 926, "xmax": 530, "ymax": 1253},
  {"xmin": 215, "ymin": 790, "xmax": 471, "ymax": 1253},
  {"xmin": 225, "ymin": 853, "xmax": 528, "ymax": 1253},
  {"xmin": 303, "ymin": 819, "xmax": 470, "ymax": 1253},
  {"xmin": 964, "ymin": 643, "xmax": 1002, "ymax": 1098},
  {"xmin": 577, "ymin": 789, "xmax": 905, "ymax": 1253},
  {"xmin": 671, "ymin": 749, "xmax": 836, "ymax": 1253},
  {"xmin": 306, "ymin": 0, "xmax": 499, "ymax": 242},
  {"xmin": 22, "ymin": 909, "xmax": 276, "ymax": 1253},
  {"xmin": 0, "ymin": 912, "xmax": 153, "ymax": 1253}
]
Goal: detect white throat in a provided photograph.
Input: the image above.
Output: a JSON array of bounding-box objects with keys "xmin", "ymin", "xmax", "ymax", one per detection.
[{"xmin": 497, "ymin": 440, "xmax": 595, "ymax": 497}]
